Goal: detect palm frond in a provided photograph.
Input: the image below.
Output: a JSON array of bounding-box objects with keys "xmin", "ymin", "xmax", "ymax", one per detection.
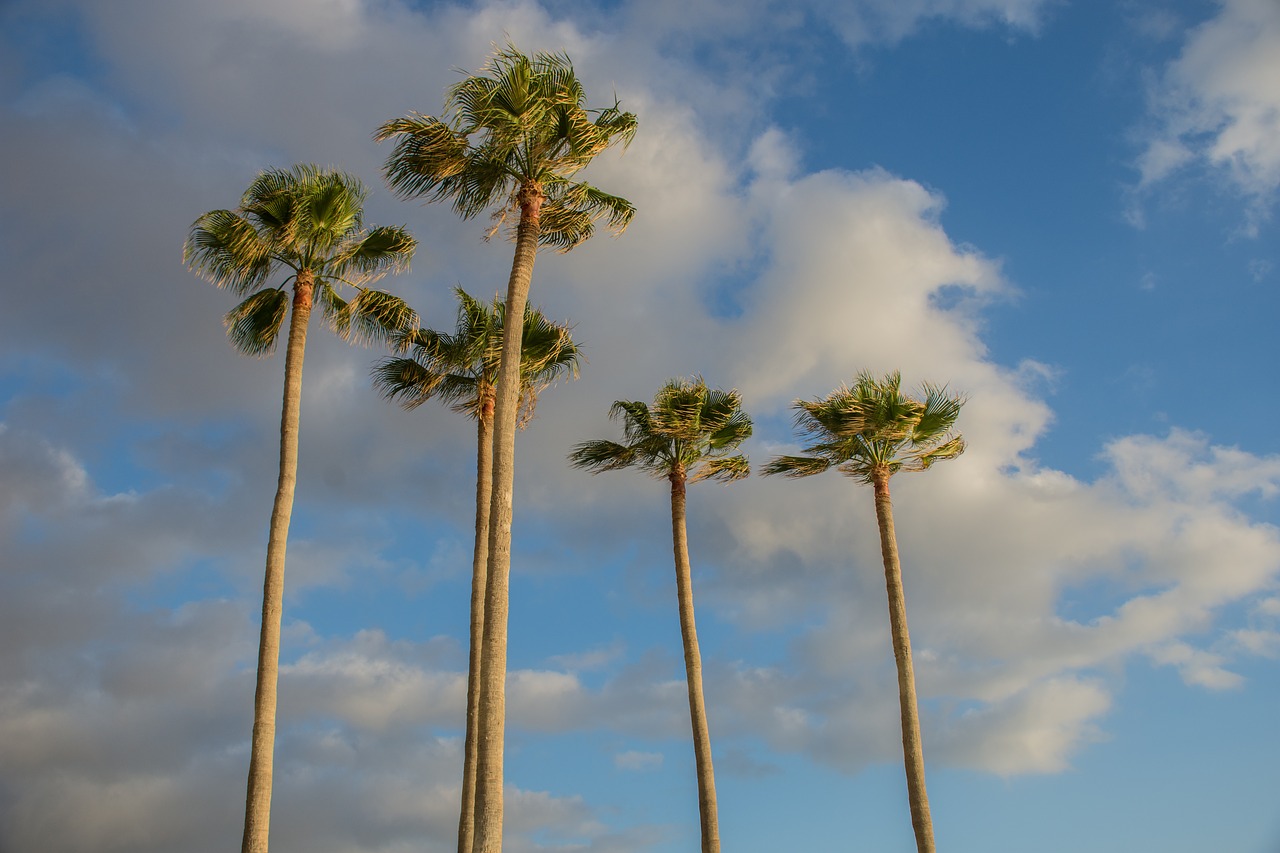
[
  {"xmin": 330, "ymin": 225, "xmax": 417, "ymax": 285},
  {"xmin": 371, "ymin": 356, "xmax": 445, "ymax": 410},
  {"xmin": 690, "ymin": 454, "xmax": 750, "ymax": 484},
  {"xmin": 913, "ymin": 382, "xmax": 965, "ymax": 445},
  {"xmin": 568, "ymin": 439, "xmax": 636, "ymax": 473},
  {"xmin": 760, "ymin": 454, "xmax": 832, "ymax": 479},
  {"xmin": 224, "ymin": 288, "xmax": 290, "ymax": 356},
  {"xmin": 328, "ymin": 288, "xmax": 419, "ymax": 346},
  {"xmin": 910, "ymin": 434, "xmax": 967, "ymax": 471},
  {"xmin": 184, "ymin": 209, "xmax": 277, "ymax": 295}
]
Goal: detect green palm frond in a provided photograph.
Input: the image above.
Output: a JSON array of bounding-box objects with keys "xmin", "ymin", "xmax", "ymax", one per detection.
[
  {"xmin": 571, "ymin": 377, "xmax": 752, "ymax": 484},
  {"xmin": 566, "ymin": 438, "xmax": 636, "ymax": 473},
  {"xmin": 763, "ymin": 371, "xmax": 966, "ymax": 484},
  {"xmin": 689, "ymin": 454, "xmax": 750, "ymax": 484},
  {"xmin": 371, "ymin": 356, "xmax": 446, "ymax": 409},
  {"xmin": 536, "ymin": 180, "xmax": 637, "ymax": 250},
  {"xmin": 224, "ymin": 288, "xmax": 290, "ymax": 356},
  {"xmin": 326, "ymin": 288, "xmax": 418, "ymax": 345},
  {"xmin": 759, "ymin": 455, "xmax": 834, "ymax": 478},
  {"xmin": 184, "ymin": 210, "xmax": 276, "ymax": 295},
  {"xmin": 332, "ymin": 225, "xmax": 416, "ymax": 283}
]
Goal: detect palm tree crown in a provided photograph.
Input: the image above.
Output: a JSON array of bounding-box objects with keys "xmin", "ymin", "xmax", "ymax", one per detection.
[
  {"xmin": 372, "ymin": 287, "xmax": 580, "ymax": 424},
  {"xmin": 377, "ymin": 45, "xmax": 637, "ymax": 250},
  {"xmin": 184, "ymin": 164, "xmax": 417, "ymax": 353},
  {"xmin": 569, "ymin": 377, "xmax": 752, "ymax": 483},
  {"xmin": 761, "ymin": 370, "xmax": 965, "ymax": 482}
]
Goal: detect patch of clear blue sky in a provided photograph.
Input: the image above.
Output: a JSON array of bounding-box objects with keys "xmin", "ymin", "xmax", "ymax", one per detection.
[{"xmin": 0, "ymin": 2, "xmax": 103, "ymax": 88}]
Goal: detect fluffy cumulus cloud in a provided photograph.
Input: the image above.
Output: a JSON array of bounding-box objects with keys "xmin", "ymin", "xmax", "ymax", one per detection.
[
  {"xmin": 3, "ymin": 0, "xmax": 1280, "ymax": 850},
  {"xmin": 1137, "ymin": 0, "xmax": 1280, "ymax": 220}
]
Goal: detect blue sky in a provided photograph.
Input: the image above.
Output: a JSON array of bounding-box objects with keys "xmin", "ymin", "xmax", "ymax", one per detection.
[{"xmin": 2, "ymin": 1, "xmax": 1279, "ymax": 851}]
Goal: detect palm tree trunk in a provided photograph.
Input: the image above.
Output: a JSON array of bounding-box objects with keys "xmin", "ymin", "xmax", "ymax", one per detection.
[
  {"xmin": 458, "ymin": 389, "xmax": 495, "ymax": 853},
  {"xmin": 669, "ymin": 470, "xmax": 721, "ymax": 853},
  {"xmin": 472, "ymin": 186, "xmax": 543, "ymax": 853},
  {"xmin": 872, "ymin": 471, "xmax": 935, "ymax": 853},
  {"xmin": 241, "ymin": 272, "xmax": 314, "ymax": 853}
]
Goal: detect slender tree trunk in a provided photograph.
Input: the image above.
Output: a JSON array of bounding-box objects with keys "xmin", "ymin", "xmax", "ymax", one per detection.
[
  {"xmin": 872, "ymin": 470, "xmax": 936, "ymax": 853},
  {"xmin": 669, "ymin": 469, "xmax": 721, "ymax": 853},
  {"xmin": 458, "ymin": 388, "xmax": 495, "ymax": 853},
  {"xmin": 472, "ymin": 186, "xmax": 543, "ymax": 853},
  {"xmin": 241, "ymin": 271, "xmax": 314, "ymax": 853}
]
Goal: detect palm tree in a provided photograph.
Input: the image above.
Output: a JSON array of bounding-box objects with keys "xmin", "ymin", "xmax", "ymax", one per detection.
[
  {"xmin": 568, "ymin": 377, "xmax": 751, "ymax": 853},
  {"xmin": 377, "ymin": 45, "xmax": 636, "ymax": 851},
  {"xmin": 183, "ymin": 164, "xmax": 416, "ymax": 853},
  {"xmin": 371, "ymin": 287, "xmax": 580, "ymax": 853},
  {"xmin": 762, "ymin": 371, "xmax": 965, "ymax": 853}
]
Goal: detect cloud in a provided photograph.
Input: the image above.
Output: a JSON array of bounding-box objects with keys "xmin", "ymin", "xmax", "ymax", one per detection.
[
  {"xmin": 941, "ymin": 677, "xmax": 1111, "ymax": 775},
  {"xmin": 1136, "ymin": 0, "xmax": 1280, "ymax": 222},
  {"xmin": 819, "ymin": 0, "xmax": 1053, "ymax": 47},
  {"xmin": 614, "ymin": 749, "xmax": 665, "ymax": 771}
]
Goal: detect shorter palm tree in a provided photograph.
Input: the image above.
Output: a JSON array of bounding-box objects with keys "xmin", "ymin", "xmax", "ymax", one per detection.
[
  {"xmin": 762, "ymin": 370, "xmax": 964, "ymax": 853},
  {"xmin": 184, "ymin": 164, "xmax": 416, "ymax": 853},
  {"xmin": 371, "ymin": 287, "xmax": 579, "ymax": 853},
  {"xmin": 569, "ymin": 377, "xmax": 751, "ymax": 853}
]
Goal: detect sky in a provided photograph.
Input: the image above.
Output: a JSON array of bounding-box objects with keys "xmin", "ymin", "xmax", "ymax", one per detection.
[{"xmin": 1, "ymin": 0, "xmax": 1279, "ymax": 851}]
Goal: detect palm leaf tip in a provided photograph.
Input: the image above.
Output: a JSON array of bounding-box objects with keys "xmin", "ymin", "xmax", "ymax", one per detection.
[
  {"xmin": 760, "ymin": 455, "xmax": 831, "ymax": 478},
  {"xmin": 567, "ymin": 440, "xmax": 634, "ymax": 473}
]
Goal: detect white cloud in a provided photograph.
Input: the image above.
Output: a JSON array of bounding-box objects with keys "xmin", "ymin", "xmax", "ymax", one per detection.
[
  {"xmin": 615, "ymin": 749, "xmax": 665, "ymax": 771},
  {"xmin": 1149, "ymin": 641, "xmax": 1243, "ymax": 690},
  {"xmin": 821, "ymin": 0, "xmax": 1053, "ymax": 47},
  {"xmin": 1137, "ymin": 0, "xmax": 1280, "ymax": 218},
  {"xmin": 942, "ymin": 677, "xmax": 1111, "ymax": 775}
]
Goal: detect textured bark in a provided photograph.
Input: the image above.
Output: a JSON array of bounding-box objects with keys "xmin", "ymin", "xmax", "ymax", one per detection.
[
  {"xmin": 458, "ymin": 386, "xmax": 495, "ymax": 853},
  {"xmin": 241, "ymin": 271, "xmax": 314, "ymax": 853},
  {"xmin": 669, "ymin": 469, "xmax": 721, "ymax": 853},
  {"xmin": 472, "ymin": 186, "xmax": 543, "ymax": 853},
  {"xmin": 872, "ymin": 470, "xmax": 936, "ymax": 853}
]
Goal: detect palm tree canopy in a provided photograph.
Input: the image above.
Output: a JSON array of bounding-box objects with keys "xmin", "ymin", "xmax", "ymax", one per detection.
[
  {"xmin": 184, "ymin": 164, "xmax": 418, "ymax": 356},
  {"xmin": 372, "ymin": 286, "xmax": 581, "ymax": 423},
  {"xmin": 376, "ymin": 45, "xmax": 637, "ymax": 251},
  {"xmin": 569, "ymin": 377, "xmax": 752, "ymax": 484},
  {"xmin": 761, "ymin": 371, "xmax": 965, "ymax": 483}
]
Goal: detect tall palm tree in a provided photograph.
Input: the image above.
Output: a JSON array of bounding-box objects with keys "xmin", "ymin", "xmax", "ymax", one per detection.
[
  {"xmin": 377, "ymin": 45, "xmax": 636, "ymax": 852},
  {"xmin": 568, "ymin": 377, "xmax": 751, "ymax": 853},
  {"xmin": 183, "ymin": 164, "xmax": 416, "ymax": 853},
  {"xmin": 371, "ymin": 287, "xmax": 580, "ymax": 853},
  {"xmin": 762, "ymin": 371, "xmax": 965, "ymax": 853}
]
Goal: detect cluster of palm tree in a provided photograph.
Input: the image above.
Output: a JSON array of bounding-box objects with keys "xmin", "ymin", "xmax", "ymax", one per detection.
[{"xmin": 184, "ymin": 43, "xmax": 965, "ymax": 853}]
